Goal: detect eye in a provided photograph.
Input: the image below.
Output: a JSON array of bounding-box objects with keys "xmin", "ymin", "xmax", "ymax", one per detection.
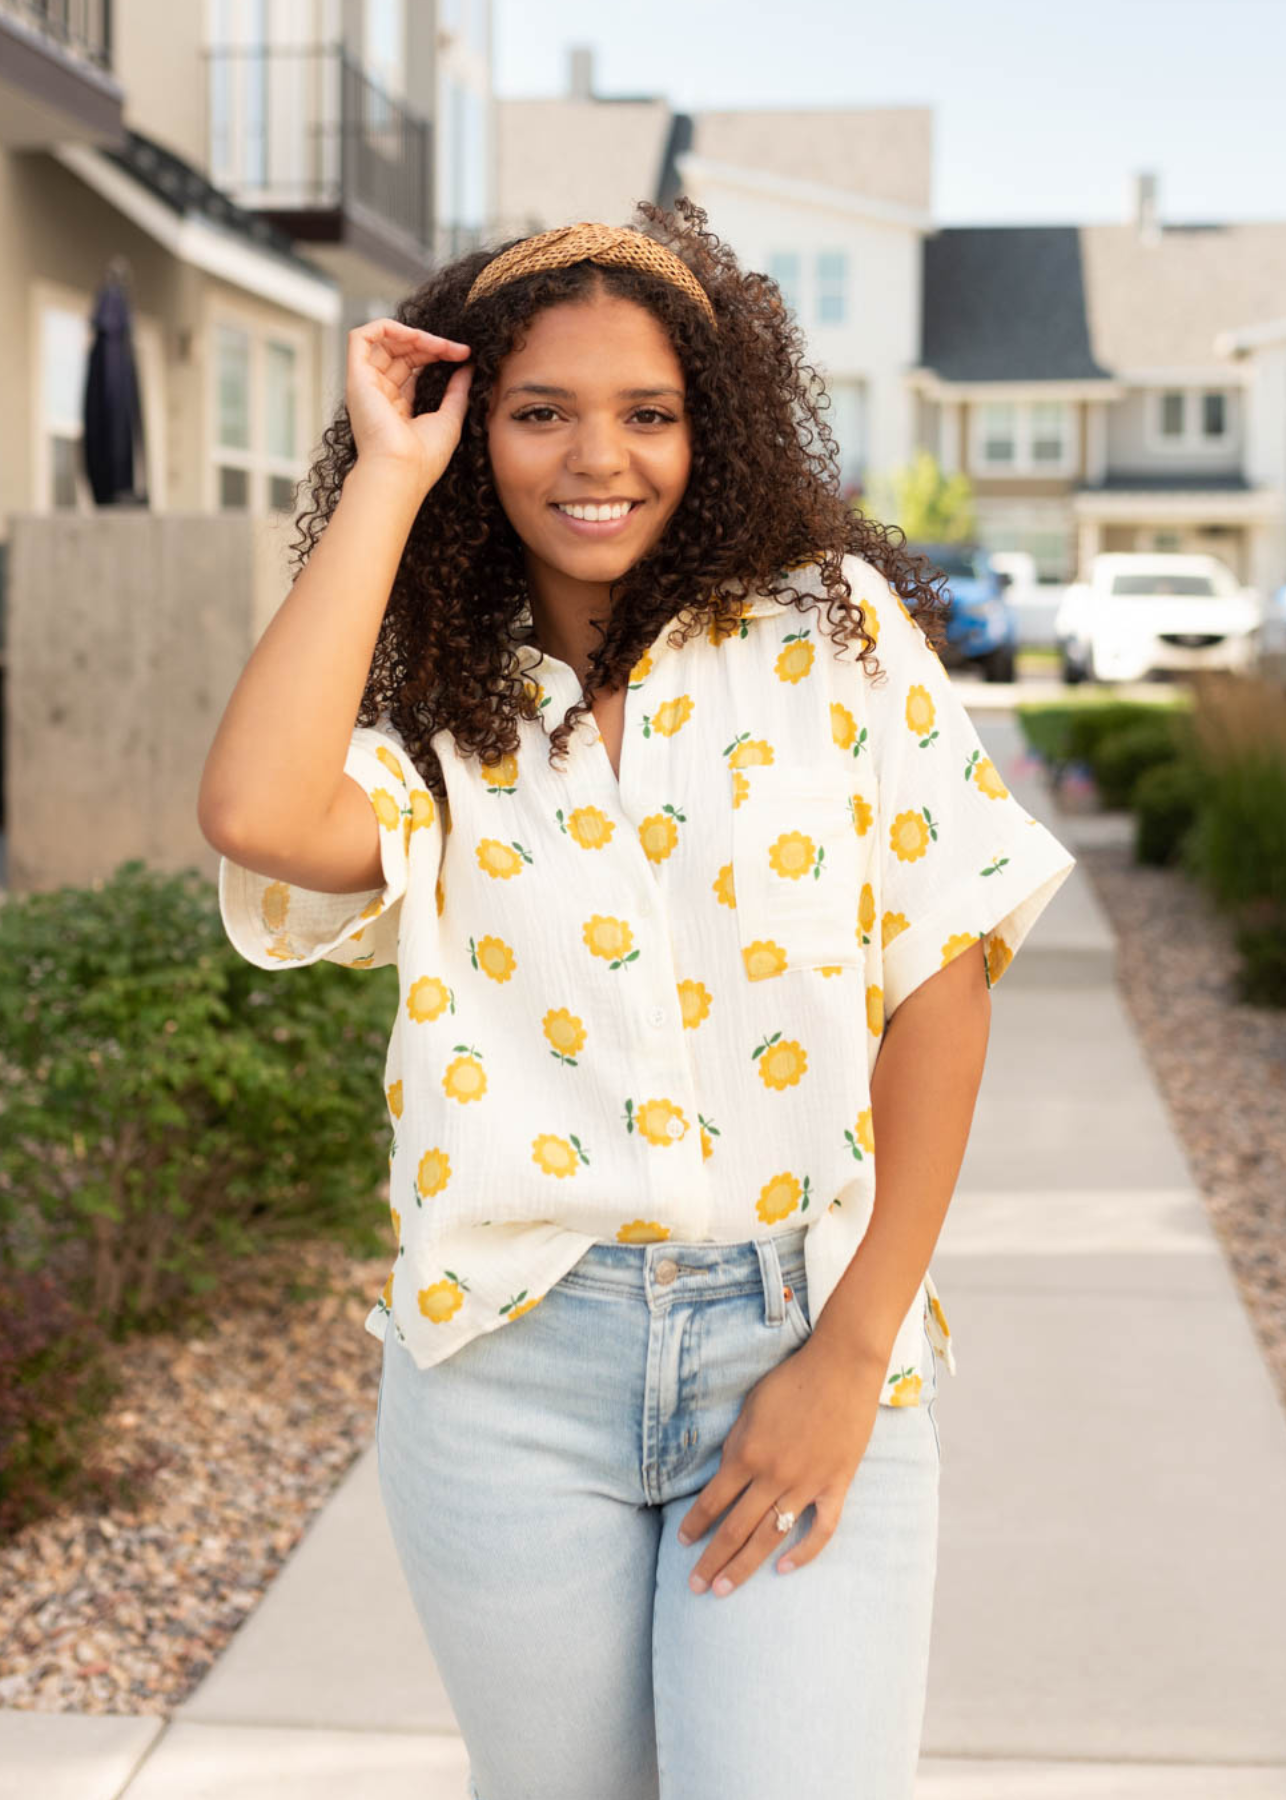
[
  {"xmin": 632, "ymin": 408, "xmax": 676, "ymax": 425},
  {"xmin": 513, "ymin": 405, "xmax": 561, "ymax": 422}
]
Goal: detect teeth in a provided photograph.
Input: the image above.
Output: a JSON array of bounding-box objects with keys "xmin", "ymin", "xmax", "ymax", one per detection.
[{"xmin": 556, "ymin": 502, "xmax": 634, "ymax": 521}]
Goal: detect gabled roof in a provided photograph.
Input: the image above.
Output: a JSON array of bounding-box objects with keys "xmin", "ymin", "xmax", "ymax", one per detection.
[{"xmin": 921, "ymin": 227, "xmax": 1111, "ymax": 382}]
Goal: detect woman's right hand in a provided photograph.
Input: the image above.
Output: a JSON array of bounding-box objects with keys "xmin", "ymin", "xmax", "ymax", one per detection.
[{"xmin": 346, "ymin": 319, "xmax": 474, "ymax": 495}]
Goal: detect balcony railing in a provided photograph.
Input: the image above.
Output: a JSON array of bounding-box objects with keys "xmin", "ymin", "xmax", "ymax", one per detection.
[
  {"xmin": 0, "ymin": 0, "xmax": 112, "ymax": 68},
  {"xmin": 205, "ymin": 41, "xmax": 431, "ymax": 250}
]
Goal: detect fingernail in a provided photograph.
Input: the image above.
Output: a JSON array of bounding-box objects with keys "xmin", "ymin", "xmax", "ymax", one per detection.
[
  {"xmin": 689, "ymin": 1572, "xmax": 707, "ymax": 1594},
  {"xmin": 778, "ymin": 1559, "xmax": 795, "ymax": 1574},
  {"xmin": 677, "ymin": 1530, "xmax": 692, "ymax": 1546},
  {"xmin": 712, "ymin": 1577, "xmax": 733, "ymax": 1597}
]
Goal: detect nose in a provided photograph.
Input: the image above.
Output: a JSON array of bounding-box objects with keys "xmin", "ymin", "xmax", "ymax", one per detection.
[{"xmin": 566, "ymin": 414, "xmax": 629, "ymax": 482}]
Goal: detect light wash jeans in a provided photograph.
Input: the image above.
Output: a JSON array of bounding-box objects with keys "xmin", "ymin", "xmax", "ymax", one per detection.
[{"xmin": 376, "ymin": 1223, "xmax": 941, "ymax": 1800}]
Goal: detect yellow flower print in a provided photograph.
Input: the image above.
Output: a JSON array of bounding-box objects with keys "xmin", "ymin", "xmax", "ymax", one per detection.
[
  {"xmin": 831, "ymin": 702, "xmax": 857, "ymax": 750},
  {"xmin": 370, "ymin": 787, "xmax": 402, "ymax": 833},
  {"xmin": 416, "ymin": 1146, "xmax": 452, "ymax": 1200},
  {"xmin": 754, "ymin": 1033, "xmax": 808, "ymax": 1090},
  {"xmin": 390, "ymin": 1205, "xmax": 401, "ymax": 1243},
  {"xmin": 479, "ymin": 752, "xmax": 519, "ymax": 793},
  {"xmin": 727, "ymin": 737, "xmax": 774, "ymax": 770},
  {"xmin": 473, "ymin": 935, "xmax": 516, "ymax": 982},
  {"xmin": 859, "ymin": 599, "xmax": 880, "ymax": 643},
  {"xmin": 819, "ymin": 965, "xmax": 844, "ymax": 977},
  {"xmin": 712, "ymin": 863, "xmax": 737, "ymax": 908},
  {"xmin": 866, "ymin": 984, "xmax": 884, "ymax": 1037},
  {"xmin": 888, "ymin": 1369, "xmax": 922, "ymax": 1405},
  {"xmin": 379, "ymin": 1269, "xmax": 394, "ymax": 1309},
  {"xmin": 583, "ymin": 914, "xmax": 638, "ymax": 968},
  {"xmin": 905, "ymin": 684, "xmax": 938, "ymax": 744},
  {"xmin": 387, "ymin": 1079, "xmax": 403, "ymax": 1120},
  {"xmin": 532, "ymin": 1133, "xmax": 587, "ymax": 1177},
  {"xmin": 941, "ymin": 931, "xmax": 978, "ymax": 968},
  {"xmin": 564, "ymin": 805, "xmax": 615, "ymax": 850},
  {"xmin": 409, "ymin": 789, "xmax": 436, "ymax": 834},
  {"xmin": 768, "ymin": 829, "xmax": 821, "ymax": 882},
  {"xmin": 971, "ymin": 755, "xmax": 1010, "ymax": 800},
  {"xmin": 742, "ymin": 939, "xmax": 788, "ymax": 982},
  {"xmin": 882, "ymin": 910, "xmax": 910, "ymax": 947},
  {"xmin": 407, "ymin": 975, "xmax": 452, "ymax": 1023},
  {"xmin": 985, "ymin": 933, "xmax": 1014, "ymax": 985},
  {"xmin": 443, "ymin": 1051, "xmax": 487, "ymax": 1104},
  {"xmin": 261, "ymin": 883, "xmax": 292, "ymax": 934},
  {"xmin": 639, "ymin": 808, "xmax": 683, "ymax": 863},
  {"xmin": 628, "ymin": 1097, "xmax": 690, "ymax": 1146},
  {"xmin": 774, "ymin": 634, "xmax": 815, "ymax": 684},
  {"xmin": 435, "ymin": 869, "xmax": 446, "ymax": 917},
  {"xmin": 858, "ymin": 882, "xmax": 876, "ymax": 940},
  {"xmin": 419, "ymin": 1277, "xmax": 466, "ymax": 1324},
  {"xmin": 890, "ymin": 808, "xmax": 936, "ymax": 862},
  {"xmin": 700, "ymin": 1124, "xmax": 715, "ymax": 1159},
  {"xmin": 476, "ymin": 837, "xmax": 528, "ymax": 879},
  {"xmin": 848, "ymin": 1107, "xmax": 875, "ymax": 1159},
  {"xmin": 617, "ymin": 1219, "xmax": 671, "ymax": 1244},
  {"xmin": 502, "ymin": 1293, "xmax": 543, "ymax": 1322},
  {"xmin": 928, "ymin": 1292, "xmax": 951, "ymax": 1343},
  {"xmin": 677, "ymin": 979, "xmax": 712, "ymax": 1029},
  {"xmin": 629, "ymin": 648, "xmax": 654, "ymax": 686},
  {"xmin": 543, "ymin": 1008, "xmax": 586, "ymax": 1063},
  {"xmin": 646, "ymin": 695, "xmax": 694, "ymax": 738},
  {"xmin": 756, "ymin": 1171, "xmax": 803, "ymax": 1225},
  {"xmin": 707, "ymin": 610, "xmax": 744, "ymax": 646},
  {"xmin": 731, "ymin": 769, "xmax": 750, "ymax": 809},
  {"xmin": 374, "ymin": 745, "xmax": 405, "ymax": 783},
  {"xmin": 850, "ymin": 793, "xmax": 873, "ymax": 836}
]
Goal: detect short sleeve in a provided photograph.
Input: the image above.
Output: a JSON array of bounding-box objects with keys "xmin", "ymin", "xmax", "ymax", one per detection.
[
  {"xmin": 854, "ymin": 559, "xmax": 1077, "ymax": 1023},
  {"xmin": 217, "ymin": 717, "xmax": 441, "ymax": 973}
]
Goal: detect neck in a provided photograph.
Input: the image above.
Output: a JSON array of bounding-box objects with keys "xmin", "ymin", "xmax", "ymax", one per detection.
[{"xmin": 524, "ymin": 549, "xmax": 617, "ymax": 684}]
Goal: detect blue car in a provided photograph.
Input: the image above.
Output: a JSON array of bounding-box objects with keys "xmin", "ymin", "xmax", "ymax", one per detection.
[{"xmin": 905, "ymin": 542, "xmax": 1018, "ymax": 682}]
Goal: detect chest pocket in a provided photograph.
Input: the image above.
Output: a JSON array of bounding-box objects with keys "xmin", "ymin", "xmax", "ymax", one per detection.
[{"xmin": 730, "ymin": 762, "xmax": 872, "ymax": 974}]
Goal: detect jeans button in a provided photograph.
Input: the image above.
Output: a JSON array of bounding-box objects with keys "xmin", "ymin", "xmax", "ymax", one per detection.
[{"xmin": 655, "ymin": 1259, "xmax": 678, "ymax": 1284}]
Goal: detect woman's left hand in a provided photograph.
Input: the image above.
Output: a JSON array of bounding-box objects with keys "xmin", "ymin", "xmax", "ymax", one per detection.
[{"xmin": 676, "ymin": 1330, "xmax": 886, "ymax": 1596}]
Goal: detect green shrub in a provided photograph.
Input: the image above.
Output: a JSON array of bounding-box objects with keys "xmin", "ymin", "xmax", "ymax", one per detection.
[
  {"xmin": 1013, "ymin": 703, "xmax": 1081, "ymax": 767},
  {"xmin": 1187, "ymin": 752, "xmax": 1286, "ymax": 912},
  {"xmin": 0, "ymin": 860, "xmax": 401, "ymax": 1341},
  {"xmin": 1132, "ymin": 758, "xmax": 1204, "ymax": 866},
  {"xmin": 1066, "ymin": 700, "xmax": 1187, "ymax": 770},
  {"xmin": 1233, "ymin": 900, "xmax": 1286, "ymax": 1007},
  {"xmin": 1090, "ymin": 715, "xmax": 1189, "ymax": 808}
]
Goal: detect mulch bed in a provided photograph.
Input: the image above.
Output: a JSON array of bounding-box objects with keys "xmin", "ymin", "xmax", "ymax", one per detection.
[{"xmin": 1077, "ymin": 839, "xmax": 1286, "ymax": 1410}]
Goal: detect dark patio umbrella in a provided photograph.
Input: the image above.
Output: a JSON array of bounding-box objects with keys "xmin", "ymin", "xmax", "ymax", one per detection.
[{"xmin": 81, "ymin": 255, "xmax": 150, "ymax": 508}]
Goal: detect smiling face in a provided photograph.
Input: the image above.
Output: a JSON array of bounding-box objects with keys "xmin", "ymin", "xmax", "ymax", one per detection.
[{"xmin": 486, "ymin": 286, "xmax": 693, "ymax": 604}]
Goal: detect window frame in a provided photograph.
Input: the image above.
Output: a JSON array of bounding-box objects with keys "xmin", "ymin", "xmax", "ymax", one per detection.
[
  {"xmin": 968, "ymin": 398, "xmax": 1075, "ymax": 476},
  {"xmin": 207, "ymin": 303, "xmax": 310, "ymax": 516},
  {"xmin": 1145, "ymin": 387, "xmax": 1233, "ymax": 453}
]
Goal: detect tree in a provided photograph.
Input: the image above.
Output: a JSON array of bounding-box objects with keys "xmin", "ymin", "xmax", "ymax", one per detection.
[{"xmin": 855, "ymin": 449, "xmax": 976, "ymax": 543}]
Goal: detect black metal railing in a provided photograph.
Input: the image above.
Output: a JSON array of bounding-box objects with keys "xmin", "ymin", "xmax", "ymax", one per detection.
[
  {"xmin": 0, "ymin": 0, "xmax": 112, "ymax": 69},
  {"xmin": 204, "ymin": 42, "xmax": 431, "ymax": 249}
]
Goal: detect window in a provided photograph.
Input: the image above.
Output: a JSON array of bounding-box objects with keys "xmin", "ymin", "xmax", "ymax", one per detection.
[
  {"xmin": 816, "ymin": 251, "xmax": 847, "ymax": 325},
  {"xmin": 1203, "ymin": 392, "xmax": 1226, "ymax": 438},
  {"xmin": 40, "ymin": 303, "xmax": 92, "ymax": 511},
  {"xmin": 827, "ymin": 378, "xmax": 866, "ymax": 488},
  {"xmin": 1161, "ymin": 392, "xmax": 1185, "ymax": 437},
  {"xmin": 973, "ymin": 400, "xmax": 1072, "ymax": 474},
  {"xmin": 1150, "ymin": 388, "xmax": 1232, "ymax": 450},
  {"xmin": 981, "ymin": 403, "xmax": 1017, "ymax": 465},
  {"xmin": 211, "ymin": 318, "xmax": 304, "ymax": 513},
  {"xmin": 767, "ymin": 252, "xmax": 801, "ymax": 318}
]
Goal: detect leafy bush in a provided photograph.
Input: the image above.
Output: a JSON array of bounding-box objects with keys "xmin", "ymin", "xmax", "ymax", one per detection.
[
  {"xmin": 1131, "ymin": 758, "xmax": 1204, "ymax": 867},
  {"xmin": 1015, "ymin": 697, "xmax": 1188, "ymax": 784},
  {"xmin": 0, "ymin": 860, "xmax": 401, "ymax": 1341},
  {"xmin": 0, "ymin": 1267, "xmax": 157, "ymax": 1539},
  {"xmin": 1090, "ymin": 714, "xmax": 1189, "ymax": 808},
  {"xmin": 1233, "ymin": 900, "xmax": 1286, "ymax": 1007},
  {"xmin": 1066, "ymin": 700, "xmax": 1187, "ymax": 771}
]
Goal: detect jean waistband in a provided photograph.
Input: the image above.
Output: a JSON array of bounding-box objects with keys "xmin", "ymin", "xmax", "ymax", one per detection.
[{"xmin": 556, "ymin": 1224, "xmax": 809, "ymax": 1317}]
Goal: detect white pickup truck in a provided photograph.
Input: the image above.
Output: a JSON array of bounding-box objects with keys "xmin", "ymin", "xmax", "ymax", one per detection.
[{"xmin": 1054, "ymin": 552, "xmax": 1264, "ymax": 684}]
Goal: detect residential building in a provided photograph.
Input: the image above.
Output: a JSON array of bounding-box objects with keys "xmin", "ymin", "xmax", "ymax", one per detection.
[{"xmin": 913, "ymin": 175, "xmax": 1285, "ymax": 589}]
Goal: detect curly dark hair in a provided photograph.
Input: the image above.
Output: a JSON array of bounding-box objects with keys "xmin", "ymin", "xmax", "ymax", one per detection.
[{"xmin": 287, "ymin": 196, "xmax": 950, "ymax": 802}]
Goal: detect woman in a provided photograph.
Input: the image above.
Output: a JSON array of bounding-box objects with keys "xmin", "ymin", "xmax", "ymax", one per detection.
[{"xmin": 200, "ymin": 199, "xmax": 1076, "ymax": 1799}]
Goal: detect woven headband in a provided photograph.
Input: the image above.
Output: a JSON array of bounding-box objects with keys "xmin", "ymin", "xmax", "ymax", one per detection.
[{"xmin": 464, "ymin": 222, "xmax": 717, "ymax": 328}]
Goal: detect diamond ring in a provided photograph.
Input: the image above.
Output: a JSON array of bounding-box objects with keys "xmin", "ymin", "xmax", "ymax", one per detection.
[{"xmin": 771, "ymin": 1503, "xmax": 795, "ymax": 1534}]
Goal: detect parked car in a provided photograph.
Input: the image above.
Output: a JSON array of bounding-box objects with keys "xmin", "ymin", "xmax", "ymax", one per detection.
[
  {"xmin": 1054, "ymin": 553, "xmax": 1263, "ymax": 684},
  {"xmin": 905, "ymin": 542, "xmax": 1018, "ymax": 682},
  {"xmin": 988, "ymin": 550, "xmax": 1066, "ymax": 648}
]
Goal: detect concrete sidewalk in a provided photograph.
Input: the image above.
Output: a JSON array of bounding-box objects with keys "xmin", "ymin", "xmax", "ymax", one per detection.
[{"xmin": 4, "ymin": 709, "xmax": 1286, "ymax": 1800}]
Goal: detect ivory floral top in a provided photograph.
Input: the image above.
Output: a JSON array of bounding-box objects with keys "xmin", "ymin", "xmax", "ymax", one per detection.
[{"xmin": 218, "ymin": 551, "xmax": 1076, "ymax": 1407}]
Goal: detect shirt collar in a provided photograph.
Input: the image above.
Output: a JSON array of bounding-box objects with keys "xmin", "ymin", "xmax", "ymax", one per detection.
[{"xmin": 511, "ymin": 580, "xmax": 796, "ymax": 681}]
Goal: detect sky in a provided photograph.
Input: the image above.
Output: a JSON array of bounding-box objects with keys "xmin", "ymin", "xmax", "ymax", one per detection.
[{"xmin": 493, "ymin": 0, "xmax": 1286, "ymax": 227}]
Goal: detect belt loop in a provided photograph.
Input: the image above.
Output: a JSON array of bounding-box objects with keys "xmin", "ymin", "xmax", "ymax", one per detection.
[{"xmin": 756, "ymin": 1236, "xmax": 786, "ymax": 1326}]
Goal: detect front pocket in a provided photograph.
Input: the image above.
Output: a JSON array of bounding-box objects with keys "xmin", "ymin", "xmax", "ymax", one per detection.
[{"xmin": 730, "ymin": 762, "xmax": 873, "ymax": 973}]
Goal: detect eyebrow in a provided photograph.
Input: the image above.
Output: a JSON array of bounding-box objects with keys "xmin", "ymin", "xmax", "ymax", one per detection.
[{"xmin": 501, "ymin": 383, "xmax": 685, "ymax": 402}]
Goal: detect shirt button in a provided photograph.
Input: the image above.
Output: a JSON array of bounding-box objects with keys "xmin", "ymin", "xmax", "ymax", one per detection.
[
  {"xmin": 655, "ymin": 1259, "xmax": 678, "ymax": 1284},
  {"xmin": 648, "ymin": 1005, "xmax": 666, "ymax": 1027},
  {"xmin": 666, "ymin": 1117, "xmax": 685, "ymax": 1140}
]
